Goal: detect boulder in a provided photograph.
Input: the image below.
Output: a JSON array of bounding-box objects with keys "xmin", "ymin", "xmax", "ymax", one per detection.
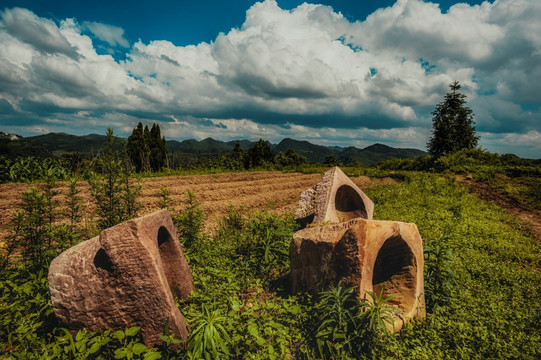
[
  {"xmin": 290, "ymin": 218, "xmax": 425, "ymax": 330},
  {"xmin": 294, "ymin": 166, "xmax": 374, "ymax": 227},
  {"xmin": 48, "ymin": 210, "xmax": 194, "ymax": 347}
]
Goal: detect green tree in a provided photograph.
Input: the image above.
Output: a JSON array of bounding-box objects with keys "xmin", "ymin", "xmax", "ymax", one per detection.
[
  {"xmin": 127, "ymin": 122, "xmax": 168, "ymax": 172},
  {"xmin": 323, "ymin": 154, "xmax": 339, "ymax": 166},
  {"xmin": 246, "ymin": 139, "xmax": 274, "ymax": 168},
  {"xmin": 427, "ymin": 81, "xmax": 479, "ymax": 157},
  {"xmin": 127, "ymin": 122, "xmax": 149, "ymax": 172},
  {"xmin": 149, "ymin": 123, "xmax": 168, "ymax": 171},
  {"xmin": 274, "ymin": 149, "xmax": 308, "ymax": 168}
]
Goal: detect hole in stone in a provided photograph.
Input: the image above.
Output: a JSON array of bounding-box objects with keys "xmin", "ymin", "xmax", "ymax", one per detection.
[
  {"xmin": 372, "ymin": 235, "xmax": 417, "ymax": 312},
  {"xmin": 157, "ymin": 226, "xmax": 181, "ymax": 299},
  {"xmin": 158, "ymin": 226, "xmax": 170, "ymax": 247},
  {"xmin": 94, "ymin": 248, "xmax": 113, "ymax": 273},
  {"xmin": 334, "ymin": 185, "xmax": 367, "ymax": 221}
]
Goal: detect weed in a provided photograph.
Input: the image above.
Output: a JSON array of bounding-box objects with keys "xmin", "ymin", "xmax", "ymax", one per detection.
[
  {"xmin": 89, "ymin": 129, "xmax": 141, "ymax": 230},
  {"xmin": 187, "ymin": 306, "xmax": 231, "ymax": 359},
  {"xmin": 175, "ymin": 190, "xmax": 205, "ymax": 248}
]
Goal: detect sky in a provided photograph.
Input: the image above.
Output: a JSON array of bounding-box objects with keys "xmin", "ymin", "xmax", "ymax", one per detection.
[{"xmin": 0, "ymin": 0, "xmax": 540, "ymax": 158}]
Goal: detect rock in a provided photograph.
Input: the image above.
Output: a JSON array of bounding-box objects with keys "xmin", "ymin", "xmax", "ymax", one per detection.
[
  {"xmin": 294, "ymin": 166, "xmax": 374, "ymax": 227},
  {"xmin": 290, "ymin": 218, "xmax": 425, "ymax": 331},
  {"xmin": 48, "ymin": 209, "xmax": 194, "ymax": 347}
]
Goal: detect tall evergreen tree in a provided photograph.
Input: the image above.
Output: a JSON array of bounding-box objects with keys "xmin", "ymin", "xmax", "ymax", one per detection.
[
  {"xmin": 427, "ymin": 81, "xmax": 479, "ymax": 157},
  {"xmin": 246, "ymin": 139, "xmax": 274, "ymax": 168},
  {"xmin": 149, "ymin": 123, "xmax": 168, "ymax": 171},
  {"xmin": 127, "ymin": 122, "xmax": 168, "ymax": 172},
  {"xmin": 127, "ymin": 122, "xmax": 148, "ymax": 172}
]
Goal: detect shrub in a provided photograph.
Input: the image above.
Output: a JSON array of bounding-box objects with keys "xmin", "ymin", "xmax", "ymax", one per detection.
[
  {"xmin": 89, "ymin": 129, "xmax": 141, "ymax": 230},
  {"xmin": 175, "ymin": 190, "xmax": 205, "ymax": 248}
]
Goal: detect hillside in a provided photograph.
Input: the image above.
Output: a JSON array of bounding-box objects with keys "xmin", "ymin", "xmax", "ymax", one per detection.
[
  {"xmin": 10, "ymin": 132, "xmax": 428, "ymax": 166},
  {"xmin": 167, "ymin": 138, "xmax": 257, "ymax": 153},
  {"xmin": 339, "ymin": 143, "xmax": 427, "ymax": 167},
  {"xmin": 26, "ymin": 132, "xmax": 109, "ymax": 156},
  {"xmin": 274, "ymin": 138, "xmax": 336, "ymax": 163}
]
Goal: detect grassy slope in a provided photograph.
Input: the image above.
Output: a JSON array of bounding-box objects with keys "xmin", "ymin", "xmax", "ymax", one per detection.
[{"xmin": 365, "ymin": 174, "xmax": 540, "ymax": 358}]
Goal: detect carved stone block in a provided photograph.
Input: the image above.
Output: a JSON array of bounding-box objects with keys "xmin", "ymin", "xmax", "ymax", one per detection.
[
  {"xmin": 48, "ymin": 210, "xmax": 194, "ymax": 347},
  {"xmin": 295, "ymin": 166, "xmax": 374, "ymax": 226}
]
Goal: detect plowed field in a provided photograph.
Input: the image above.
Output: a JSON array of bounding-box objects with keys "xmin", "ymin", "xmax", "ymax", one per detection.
[{"xmin": 0, "ymin": 171, "xmax": 396, "ymax": 238}]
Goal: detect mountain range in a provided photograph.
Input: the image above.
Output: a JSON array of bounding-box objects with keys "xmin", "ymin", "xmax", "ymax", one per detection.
[{"xmin": 2, "ymin": 132, "xmax": 427, "ymax": 167}]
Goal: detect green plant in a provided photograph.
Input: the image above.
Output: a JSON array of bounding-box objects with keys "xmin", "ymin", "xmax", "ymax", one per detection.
[
  {"xmin": 89, "ymin": 129, "xmax": 141, "ymax": 230},
  {"xmin": 187, "ymin": 306, "xmax": 231, "ymax": 360},
  {"xmin": 6, "ymin": 187, "xmax": 55, "ymax": 268},
  {"xmin": 315, "ymin": 281, "xmax": 358, "ymax": 358},
  {"xmin": 175, "ymin": 191, "xmax": 205, "ymax": 248},
  {"xmin": 424, "ymin": 233, "xmax": 456, "ymax": 311},
  {"xmin": 63, "ymin": 177, "xmax": 86, "ymax": 247},
  {"xmin": 156, "ymin": 186, "xmax": 173, "ymax": 211},
  {"xmin": 0, "ymin": 267, "xmax": 56, "ymax": 357}
]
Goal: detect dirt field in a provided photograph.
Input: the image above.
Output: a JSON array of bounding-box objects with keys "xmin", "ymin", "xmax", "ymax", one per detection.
[{"xmin": 0, "ymin": 171, "xmax": 397, "ymax": 239}]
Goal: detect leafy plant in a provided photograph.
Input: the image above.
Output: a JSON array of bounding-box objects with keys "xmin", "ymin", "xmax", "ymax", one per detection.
[
  {"xmin": 424, "ymin": 233, "xmax": 456, "ymax": 311},
  {"xmin": 175, "ymin": 190, "xmax": 205, "ymax": 248},
  {"xmin": 89, "ymin": 129, "xmax": 141, "ymax": 230},
  {"xmin": 63, "ymin": 177, "xmax": 86, "ymax": 247},
  {"xmin": 187, "ymin": 306, "xmax": 231, "ymax": 360},
  {"xmin": 315, "ymin": 281, "xmax": 358, "ymax": 358},
  {"xmin": 156, "ymin": 186, "xmax": 173, "ymax": 211}
]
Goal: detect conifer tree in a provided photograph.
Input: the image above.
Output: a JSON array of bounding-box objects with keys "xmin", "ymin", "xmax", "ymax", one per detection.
[
  {"xmin": 427, "ymin": 81, "xmax": 479, "ymax": 157},
  {"xmin": 127, "ymin": 122, "xmax": 168, "ymax": 172},
  {"xmin": 246, "ymin": 139, "xmax": 274, "ymax": 168}
]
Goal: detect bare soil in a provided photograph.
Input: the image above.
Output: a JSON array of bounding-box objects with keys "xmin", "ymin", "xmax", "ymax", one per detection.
[
  {"xmin": 457, "ymin": 177, "xmax": 541, "ymax": 241},
  {"xmin": 0, "ymin": 171, "xmax": 396, "ymax": 239}
]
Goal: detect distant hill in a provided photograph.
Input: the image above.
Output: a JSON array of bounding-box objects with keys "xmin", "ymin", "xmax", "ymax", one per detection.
[
  {"xmin": 166, "ymin": 138, "xmax": 257, "ymax": 154},
  {"xmin": 273, "ymin": 138, "xmax": 336, "ymax": 163},
  {"xmin": 0, "ymin": 132, "xmax": 51, "ymax": 158},
  {"xmin": 14, "ymin": 132, "xmax": 428, "ymax": 166},
  {"xmin": 27, "ymin": 132, "xmax": 109, "ymax": 156},
  {"xmin": 338, "ymin": 143, "xmax": 427, "ymax": 167}
]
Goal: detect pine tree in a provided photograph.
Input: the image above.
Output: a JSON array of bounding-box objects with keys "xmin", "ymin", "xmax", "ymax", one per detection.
[
  {"xmin": 427, "ymin": 81, "xmax": 479, "ymax": 157},
  {"xmin": 149, "ymin": 123, "xmax": 168, "ymax": 171},
  {"xmin": 127, "ymin": 122, "xmax": 168, "ymax": 172},
  {"xmin": 127, "ymin": 122, "xmax": 148, "ymax": 172}
]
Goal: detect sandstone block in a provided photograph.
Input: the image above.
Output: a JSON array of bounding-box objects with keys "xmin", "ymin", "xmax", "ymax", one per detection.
[
  {"xmin": 290, "ymin": 218, "xmax": 425, "ymax": 330},
  {"xmin": 295, "ymin": 166, "xmax": 374, "ymax": 226},
  {"xmin": 48, "ymin": 210, "xmax": 194, "ymax": 347}
]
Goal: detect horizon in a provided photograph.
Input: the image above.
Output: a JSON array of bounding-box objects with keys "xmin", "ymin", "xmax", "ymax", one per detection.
[{"xmin": 1, "ymin": 0, "xmax": 540, "ymax": 158}]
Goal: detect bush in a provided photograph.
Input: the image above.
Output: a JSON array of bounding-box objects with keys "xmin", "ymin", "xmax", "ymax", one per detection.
[{"xmin": 174, "ymin": 190, "xmax": 205, "ymax": 249}]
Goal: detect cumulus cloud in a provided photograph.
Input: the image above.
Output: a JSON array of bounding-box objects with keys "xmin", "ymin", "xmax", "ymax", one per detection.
[
  {"xmin": 0, "ymin": 0, "xmax": 540, "ymax": 157},
  {"xmin": 0, "ymin": 7, "xmax": 78, "ymax": 58},
  {"xmin": 82, "ymin": 21, "xmax": 130, "ymax": 48}
]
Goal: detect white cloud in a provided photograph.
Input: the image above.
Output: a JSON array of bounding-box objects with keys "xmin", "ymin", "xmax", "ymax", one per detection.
[
  {"xmin": 83, "ymin": 21, "xmax": 130, "ymax": 48},
  {"xmin": 0, "ymin": 1, "xmax": 540, "ymax": 158},
  {"xmin": 0, "ymin": 7, "xmax": 78, "ymax": 58}
]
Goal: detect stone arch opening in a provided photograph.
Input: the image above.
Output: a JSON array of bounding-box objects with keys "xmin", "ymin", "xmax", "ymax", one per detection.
[
  {"xmin": 372, "ymin": 235, "xmax": 417, "ymax": 312},
  {"xmin": 157, "ymin": 226, "xmax": 180, "ymax": 298},
  {"xmin": 334, "ymin": 185, "xmax": 367, "ymax": 222}
]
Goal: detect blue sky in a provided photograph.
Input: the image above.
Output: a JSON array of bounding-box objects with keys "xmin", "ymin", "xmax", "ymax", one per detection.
[{"xmin": 1, "ymin": 0, "xmax": 540, "ymax": 157}]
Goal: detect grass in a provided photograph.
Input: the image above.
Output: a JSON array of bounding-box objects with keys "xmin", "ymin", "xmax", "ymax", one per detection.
[{"xmin": 1, "ymin": 171, "xmax": 540, "ymax": 359}]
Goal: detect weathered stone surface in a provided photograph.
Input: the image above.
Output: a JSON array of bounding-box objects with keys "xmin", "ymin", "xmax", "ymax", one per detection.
[
  {"xmin": 48, "ymin": 210, "xmax": 194, "ymax": 347},
  {"xmin": 294, "ymin": 166, "xmax": 374, "ymax": 226},
  {"xmin": 290, "ymin": 218, "xmax": 425, "ymax": 330}
]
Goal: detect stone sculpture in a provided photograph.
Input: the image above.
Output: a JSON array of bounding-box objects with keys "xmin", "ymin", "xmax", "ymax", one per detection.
[
  {"xmin": 291, "ymin": 167, "xmax": 425, "ymax": 331},
  {"xmin": 295, "ymin": 166, "xmax": 374, "ymax": 226},
  {"xmin": 48, "ymin": 210, "xmax": 194, "ymax": 347}
]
